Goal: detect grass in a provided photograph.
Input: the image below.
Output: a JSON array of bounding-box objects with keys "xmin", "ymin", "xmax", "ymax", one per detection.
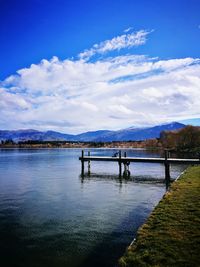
[{"xmin": 118, "ymin": 165, "xmax": 200, "ymax": 267}]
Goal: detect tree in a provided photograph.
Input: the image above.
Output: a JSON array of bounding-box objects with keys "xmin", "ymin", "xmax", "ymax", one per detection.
[{"xmin": 160, "ymin": 126, "xmax": 200, "ymax": 151}]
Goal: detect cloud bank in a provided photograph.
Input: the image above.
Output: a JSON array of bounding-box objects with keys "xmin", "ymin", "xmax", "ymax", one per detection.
[{"xmin": 1, "ymin": 30, "xmax": 200, "ymax": 133}]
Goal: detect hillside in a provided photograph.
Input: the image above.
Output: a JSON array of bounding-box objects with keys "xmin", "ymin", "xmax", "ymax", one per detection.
[
  {"xmin": 0, "ymin": 122, "xmax": 185, "ymax": 142},
  {"xmin": 94, "ymin": 122, "xmax": 185, "ymax": 141}
]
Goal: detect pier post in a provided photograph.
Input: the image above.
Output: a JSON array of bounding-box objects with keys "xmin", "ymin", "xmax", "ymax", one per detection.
[
  {"xmin": 123, "ymin": 152, "xmax": 127, "ymax": 176},
  {"xmin": 119, "ymin": 150, "xmax": 122, "ymax": 177},
  {"xmin": 88, "ymin": 151, "xmax": 91, "ymax": 176},
  {"xmin": 164, "ymin": 149, "xmax": 170, "ymax": 185},
  {"xmin": 123, "ymin": 151, "xmax": 130, "ymax": 178},
  {"xmin": 81, "ymin": 150, "xmax": 84, "ymax": 177}
]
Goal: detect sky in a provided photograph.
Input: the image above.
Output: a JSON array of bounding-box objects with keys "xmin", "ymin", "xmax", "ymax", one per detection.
[{"xmin": 0, "ymin": 0, "xmax": 200, "ymax": 133}]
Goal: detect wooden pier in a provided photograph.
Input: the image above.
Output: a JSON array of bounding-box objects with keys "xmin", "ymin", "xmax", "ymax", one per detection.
[{"xmin": 79, "ymin": 150, "xmax": 200, "ymax": 182}]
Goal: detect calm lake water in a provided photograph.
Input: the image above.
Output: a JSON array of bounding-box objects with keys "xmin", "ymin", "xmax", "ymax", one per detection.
[{"xmin": 0, "ymin": 148, "xmax": 187, "ymax": 267}]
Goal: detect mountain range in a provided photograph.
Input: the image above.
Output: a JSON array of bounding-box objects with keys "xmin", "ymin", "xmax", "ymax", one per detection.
[{"xmin": 0, "ymin": 122, "xmax": 185, "ymax": 142}]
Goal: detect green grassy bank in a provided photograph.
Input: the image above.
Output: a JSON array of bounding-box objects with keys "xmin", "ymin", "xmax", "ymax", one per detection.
[{"xmin": 119, "ymin": 165, "xmax": 200, "ymax": 267}]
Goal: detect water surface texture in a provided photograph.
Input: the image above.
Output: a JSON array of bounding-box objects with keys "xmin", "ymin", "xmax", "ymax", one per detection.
[{"xmin": 0, "ymin": 149, "xmax": 186, "ymax": 267}]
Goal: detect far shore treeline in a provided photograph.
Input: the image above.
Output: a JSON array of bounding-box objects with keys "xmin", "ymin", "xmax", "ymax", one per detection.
[{"xmin": 1, "ymin": 125, "xmax": 200, "ymax": 154}]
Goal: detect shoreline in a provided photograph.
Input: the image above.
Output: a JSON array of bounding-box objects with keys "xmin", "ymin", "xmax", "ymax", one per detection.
[
  {"xmin": 0, "ymin": 146, "xmax": 149, "ymax": 150},
  {"xmin": 0, "ymin": 142, "xmax": 162, "ymax": 150},
  {"xmin": 125, "ymin": 167, "xmax": 188, "ymax": 254},
  {"xmin": 118, "ymin": 165, "xmax": 200, "ymax": 267},
  {"xmin": 0, "ymin": 140, "xmax": 162, "ymax": 150}
]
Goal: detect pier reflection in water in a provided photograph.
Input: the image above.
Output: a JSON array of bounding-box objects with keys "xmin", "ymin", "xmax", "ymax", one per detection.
[{"xmin": 80, "ymin": 173, "xmax": 167, "ymax": 185}]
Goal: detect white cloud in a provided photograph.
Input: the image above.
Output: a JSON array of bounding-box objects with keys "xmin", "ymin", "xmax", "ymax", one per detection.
[
  {"xmin": 124, "ymin": 27, "xmax": 133, "ymax": 33},
  {"xmin": 79, "ymin": 29, "xmax": 152, "ymax": 60},
  {"xmin": 0, "ymin": 88, "xmax": 31, "ymax": 110},
  {"xmin": 108, "ymin": 104, "xmax": 133, "ymax": 115},
  {"xmin": 1, "ymin": 31, "xmax": 200, "ymax": 133}
]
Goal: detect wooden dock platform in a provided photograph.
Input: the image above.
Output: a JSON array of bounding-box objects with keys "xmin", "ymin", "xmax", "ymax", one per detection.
[
  {"xmin": 80, "ymin": 156, "xmax": 200, "ymax": 164},
  {"xmin": 79, "ymin": 150, "xmax": 200, "ymax": 182}
]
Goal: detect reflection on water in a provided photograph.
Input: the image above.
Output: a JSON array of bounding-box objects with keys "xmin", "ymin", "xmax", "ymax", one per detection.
[
  {"xmin": 0, "ymin": 148, "xmax": 187, "ymax": 267},
  {"xmin": 81, "ymin": 173, "xmax": 166, "ymax": 184}
]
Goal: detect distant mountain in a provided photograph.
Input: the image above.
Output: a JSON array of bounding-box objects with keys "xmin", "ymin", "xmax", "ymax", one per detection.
[
  {"xmin": 42, "ymin": 131, "xmax": 75, "ymax": 141},
  {"xmin": 0, "ymin": 122, "xmax": 185, "ymax": 142},
  {"xmin": 0, "ymin": 129, "xmax": 75, "ymax": 142},
  {"xmin": 75, "ymin": 130, "xmax": 112, "ymax": 142},
  {"xmin": 94, "ymin": 122, "xmax": 185, "ymax": 141}
]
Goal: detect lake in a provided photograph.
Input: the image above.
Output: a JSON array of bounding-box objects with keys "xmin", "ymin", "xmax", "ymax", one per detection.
[{"xmin": 0, "ymin": 148, "xmax": 187, "ymax": 267}]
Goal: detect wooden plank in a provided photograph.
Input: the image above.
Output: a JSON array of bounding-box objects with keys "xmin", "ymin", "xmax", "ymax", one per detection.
[
  {"xmin": 79, "ymin": 156, "xmax": 200, "ymax": 164},
  {"xmin": 168, "ymin": 158, "xmax": 200, "ymax": 164},
  {"xmin": 79, "ymin": 156, "xmax": 164, "ymax": 162}
]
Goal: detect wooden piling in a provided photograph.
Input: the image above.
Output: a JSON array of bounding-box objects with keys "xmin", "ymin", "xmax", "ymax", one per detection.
[
  {"xmin": 88, "ymin": 151, "xmax": 91, "ymax": 176},
  {"xmin": 123, "ymin": 151, "xmax": 130, "ymax": 177},
  {"xmin": 119, "ymin": 150, "xmax": 122, "ymax": 177},
  {"xmin": 123, "ymin": 152, "xmax": 127, "ymax": 177},
  {"xmin": 164, "ymin": 150, "xmax": 170, "ymax": 184},
  {"xmin": 81, "ymin": 150, "xmax": 84, "ymax": 176}
]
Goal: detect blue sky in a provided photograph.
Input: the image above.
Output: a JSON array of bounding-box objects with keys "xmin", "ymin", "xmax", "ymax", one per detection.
[
  {"xmin": 0, "ymin": 0, "xmax": 200, "ymax": 132},
  {"xmin": 1, "ymin": 0, "xmax": 200, "ymax": 79}
]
